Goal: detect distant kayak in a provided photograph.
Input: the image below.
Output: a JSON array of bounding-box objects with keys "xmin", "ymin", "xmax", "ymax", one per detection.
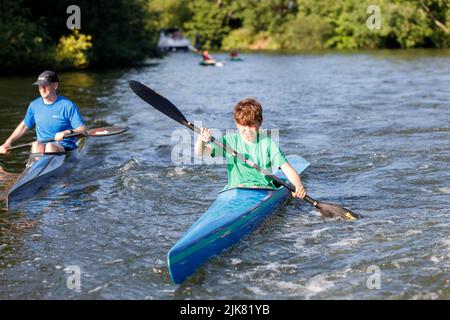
[
  {"xmin": 199, "ymin": 60, "xmax": 224, "ymax": 67},
  {"xmin": 227, "ymin": 57, "xmax": 243, "ymax": 61}
]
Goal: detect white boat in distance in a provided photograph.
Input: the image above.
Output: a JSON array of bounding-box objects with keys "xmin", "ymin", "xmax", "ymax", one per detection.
[{"xmin": 157, "ymin": 28, "xmax": 191, "ymax": 52}]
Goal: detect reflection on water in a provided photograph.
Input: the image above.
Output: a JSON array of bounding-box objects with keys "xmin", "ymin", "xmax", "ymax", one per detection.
[
  {"xmin": 0, "ymin": 166, "xmax": 17, "ymax": 205},
  {"xmin": 0, "ymin": 50, "xmax": 450, "ymax": 299},
  {"xmin": 62, "ymin": 72, "xmax": 96, "ymax": 88}
]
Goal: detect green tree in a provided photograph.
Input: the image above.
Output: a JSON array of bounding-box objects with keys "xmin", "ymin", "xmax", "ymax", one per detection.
[
  {"xmin": 2, "ymin": 0, "xmax": 450, "ymax": 73},
  {"xmin": 0, "ymin": 0, "xmax": 53, "ymax": 73},
  {"xmin": 183, "ymin": 0, "xmax": 246, "ymax": 49},
  {"xmin": 148, "ymin": 0, "xmax": 193, "ymax": 29},
  {"xmin": 55, "ymin": 30, "xmax": 93, "ymax": 68},
  {"xmin": 1, "ymin": 0, "xmax": 160, "ymax": 73}
]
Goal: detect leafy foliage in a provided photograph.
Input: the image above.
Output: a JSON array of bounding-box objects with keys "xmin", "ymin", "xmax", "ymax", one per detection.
[
  {"xmin": 55, "ymin": 30, "xmax": 92, "ymax": 68},
  {"xmin": 0, "ymin": 0, "xmax": 159, "ymax": 73},
  {"xmin": 153, "ymin": 0, "xmax": 450, "ymax": 50},
  {"xmin": 0, "ymin": 0, "xmax": 53, "ymax": 73},
  {"xmin": 1, "ymin": 0, "xmax": 449, "ymax": 73}
]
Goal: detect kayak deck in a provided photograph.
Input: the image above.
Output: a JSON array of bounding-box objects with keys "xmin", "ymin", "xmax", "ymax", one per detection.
[
  {"xmin": 167, "ymin": 154, "xmax": 310, "ymax": 284},
  {"xmin": 7, "ymin": 138, "xmax": 85, "ymax": 209}
]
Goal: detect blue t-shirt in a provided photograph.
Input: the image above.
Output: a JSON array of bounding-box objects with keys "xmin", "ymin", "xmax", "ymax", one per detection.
[{"xmin": 24, "ymin": 96, "xmax": 85, "ymax": 150}]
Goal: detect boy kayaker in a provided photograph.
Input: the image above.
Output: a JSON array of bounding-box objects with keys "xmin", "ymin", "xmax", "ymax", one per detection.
[
  {"xmin": 0, "ymin": 70, "xmax": 86, "ymax": 155},
  {"xmin": 195, "ymin": 98, "xmax": 306, "ymax": 199}
]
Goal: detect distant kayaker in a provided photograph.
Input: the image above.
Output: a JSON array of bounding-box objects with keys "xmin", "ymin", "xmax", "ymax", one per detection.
[
  {"xmin": 0, "ymin": 70, "xmax": 87, "ymax": 155},
  {"xmin": 230, "ymin": 49, "xmax": 239, "ymax": 59},
  {"xmin": 202, "ymin": 50, "xmax": 214, "ymax": 62},
  {"xmin": 195, "ymin": 98, "xmax": 306, "ymax": 199}
]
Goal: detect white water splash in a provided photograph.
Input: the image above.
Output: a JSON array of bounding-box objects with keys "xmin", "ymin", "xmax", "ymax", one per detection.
[
  {"xmin": 436, "ymin": 187, "xmax": 450, "ymax": 194},
  {"xmin": 118, "ymin": 159, "xmax": 140, "ymax": 173},
  {"xmin": 305, "ymin": 274, "xmax": 336, "ymax": 295},
  {"xmin": 328, "ymin": 237, "xmax": 364, "ymax": 247},
  {"xmin": 441, "ymin": 237, "xmax": 450, "ymax": 258},
  {"xmin": 167, "ymin": 167, "xmax": 187, "ymax": 177},
  {"xmin": 246, "ymin": 286, "xmax": 267, "ymax": 295},
  {"xmin": 392, "ymin": 257, "xmax": 414, "ymax": 269},
  {"xmin": 311, "ymin": 227, "xmax": 331, "ymax": 238},
  {"xmin": 404, "ymin": 229, "xmax": 422, "ymax": 237}
]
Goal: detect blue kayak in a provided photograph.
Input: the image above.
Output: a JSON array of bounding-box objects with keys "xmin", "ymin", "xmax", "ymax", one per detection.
[
  {"xmin": 167, "ymin": 154, "xmax": 310, "ymax": 284},
  {"xmin": 227, "ymin": 57, "xmax": 243, "ymax": 61}
]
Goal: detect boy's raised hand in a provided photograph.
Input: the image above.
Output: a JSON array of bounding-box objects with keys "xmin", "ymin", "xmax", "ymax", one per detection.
[{"xmin": 200, "ymin": 128, "xmax": 212, "ymax": 142}]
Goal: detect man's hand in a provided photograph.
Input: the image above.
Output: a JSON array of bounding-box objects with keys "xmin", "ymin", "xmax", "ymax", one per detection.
[
  {"xmin": 0, "ymin": 143, "xmax": 11, "ymax": 154},
  {"xmin": 55, "ymin": 130, "xmax": 71, "ymax": 142}
]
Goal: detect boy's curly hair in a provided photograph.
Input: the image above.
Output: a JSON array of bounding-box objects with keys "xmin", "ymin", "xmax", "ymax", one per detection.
[{"xmin": 233, "ymin": 98, "xmax": 263, "ymax": 126}]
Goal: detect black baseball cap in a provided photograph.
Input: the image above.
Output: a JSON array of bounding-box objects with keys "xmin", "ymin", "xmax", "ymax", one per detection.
[{"xmin": 32, "ymin": 70, "xmax": 59, "ymax": 86}]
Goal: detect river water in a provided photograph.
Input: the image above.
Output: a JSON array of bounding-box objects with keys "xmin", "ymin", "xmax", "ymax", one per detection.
[{"xmin": 0, "ymin": 50, "xmax": 449, "ymax": 299}]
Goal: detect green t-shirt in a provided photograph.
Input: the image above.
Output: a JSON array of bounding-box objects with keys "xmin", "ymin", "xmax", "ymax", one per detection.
[{"xmin": 210, "ymin": 132, "xmax": 288, "ymax": 189}]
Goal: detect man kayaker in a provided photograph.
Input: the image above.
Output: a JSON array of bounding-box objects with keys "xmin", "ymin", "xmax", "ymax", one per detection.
[
  {"xmin": 0, "ymin": 70, "xmax": 86, "ymax": 155},
  {"xmin": 195, "ymin": 98, "xmax": 306, "ymax": 199}
]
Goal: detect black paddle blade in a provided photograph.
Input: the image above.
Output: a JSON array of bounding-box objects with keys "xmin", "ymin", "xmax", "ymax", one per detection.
[
  {"xmin": 316, "ymin": 202, "xmax": 362, "ymax": 220},
  {"xmin": 129, "ymin": 80, "xmax": 189, "ymax": 126},
  {"xmin": 85, "ymin": 126, "xmax": 128, "ymax": 137}
]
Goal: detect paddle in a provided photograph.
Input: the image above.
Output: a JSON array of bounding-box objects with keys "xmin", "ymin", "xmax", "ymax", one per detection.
[
  {"xmin": 5, "ymin": 126, "xmax": 128, "ymax": 152},
  {"xmin": 129, "ymin": 80, "xmax": 361, "ymax": 220}
]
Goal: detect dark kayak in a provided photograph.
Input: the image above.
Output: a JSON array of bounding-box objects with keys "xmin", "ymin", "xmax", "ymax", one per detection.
[
  {"xmin": 7, "ymin": 138, "xmax": 85, "ymax": 209},
  {"xmin": 199, "ymin": 60, "xmax": 224, "ymax": 67}
]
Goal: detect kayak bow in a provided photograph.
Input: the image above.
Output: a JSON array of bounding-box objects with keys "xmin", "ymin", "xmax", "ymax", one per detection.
[{"xmin": 6, "ymin": 138, "xmax": 86, "ymax": 209}]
